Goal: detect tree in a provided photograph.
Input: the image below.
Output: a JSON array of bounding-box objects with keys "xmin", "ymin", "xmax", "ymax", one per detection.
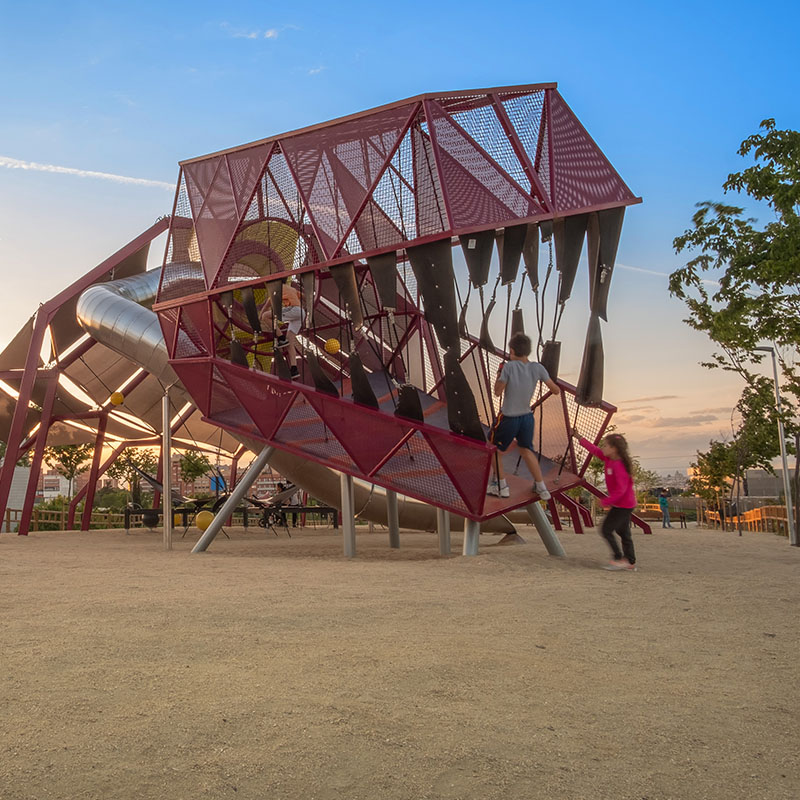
[
  {"xmin": 0, "ymin": 440, "xmax": 32, "ymax": 467},
  {"xmin": 43, "ymin": 444, "xmax": 94, "ymax": 500},
  {"xmin": 178, "ymin": 450, "xmax": 211, "ymax": 486},
  {"xmin": 670, "ymin": 119, "xmax": 799, "ymax": 405},
  {"xmin": 670, "ymin": 119, "xmax": 800, "ymax": 525},
  {"xmin": 107, "ymin": 448, "xmax": 159, "ymax": 507}
]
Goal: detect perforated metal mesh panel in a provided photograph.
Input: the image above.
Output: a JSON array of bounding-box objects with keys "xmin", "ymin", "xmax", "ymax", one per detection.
[
  {"xmin": 498, "ymin": 91, "xmax": 547, "ymax": 198},
  {"xmin": 374, "ymin": 431, "xmax": 467, "ymax": 512},
  {"xmin": 450, "ymin": 100, "xmax": 531, "ymax": 194},
  {"xmin": 273, "ymin": 395, "xmax": 356, "ymax": 471}
]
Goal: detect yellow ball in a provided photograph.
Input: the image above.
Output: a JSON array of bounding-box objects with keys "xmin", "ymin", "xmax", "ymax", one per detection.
[
  {"xmin": 195, "ymin": 510, "xmax": 215, "ymax": 532},
  {"xmin": 110, "ymin": 391, "xmax": 125, "ymax": 406},
  {"xmin": 324, "ymin": 338, "xmax": 341, "ymax": 355}
]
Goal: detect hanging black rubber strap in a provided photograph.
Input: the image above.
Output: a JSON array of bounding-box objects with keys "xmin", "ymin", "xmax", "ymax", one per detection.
[
  {"xmin": 498, "ymin": 223, "xmax": 527, "ymax": 286},
  {"xmin": 230, "ymin": 339, "xmax": 249, "ymax": 368},
  {"xmin": 458, "ymin": 282, "xmax": 471, "ymax": 339},
  {"xmin": 307, "ymin": 351, "xmax": 339, "ymax": 397},
  {"xmin": 553, "ymin": 213, "xmax": 589, "ymax": 304},
  {"xmin": 459, "ymin": 229, "xmax": 494, "ymax": 287},
  {"xmin": 272, "ymin": 347, "xmax": 294, "ymax": 381},
  {"xmin": 575, "ymin": 314, "xmax": 604, "ymax": 406},
  {"xmin": 522, "ymin": 223, "xmax": 540, "ymax": 290},
  {"xmin": 366, "ymin": 251, "xmax": 398, "ymax": 311},
  {"xmin": 587, "ymin": 207, "xmax": 625, "ymax": 321},
  {"xmin": 407, "ymin": 239, "xmax": 460, "ymax": 351},
  {"xmin": 540, "ymin": 340, "xmax": 561, "ymax": 382},
  {"xmin": 349, "ymin": 352, "xmax": 380, "ymax": 409},
  {"xmin": 478, "ymin": 275, "xmax": 500, "ymax": 351},
  {"xmin": 329, "ymin": 262, "xmax": 364, "ymax": 329},
  {"xmin": 266, "ymin": 280, "xmax": 283, "ymax": 327},
  {"xmin": 241, "ymin": 286, "xmax": 262, "ymax": 335},
  {"xmin": 442, "ymin": 347, "xmax": 486, "ymax": 442},
  {"xmin": 395, "ymin": 384, "xmax": 424, "ymax": 422}
]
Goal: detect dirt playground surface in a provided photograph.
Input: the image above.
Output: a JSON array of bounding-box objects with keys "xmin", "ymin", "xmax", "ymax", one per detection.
[{"xmin": 1, "ymin": 522, "xmax": 798, "ymax": 800}]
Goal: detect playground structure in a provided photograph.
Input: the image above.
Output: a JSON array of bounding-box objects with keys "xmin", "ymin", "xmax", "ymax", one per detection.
[{"xmin": 0, "ymin": 82, "xmax": 650, "ymax": 553}]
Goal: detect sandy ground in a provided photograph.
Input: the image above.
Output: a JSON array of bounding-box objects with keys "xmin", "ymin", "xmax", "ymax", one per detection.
[{"xmin": 1, "ymin": 521, "xmax": 798, "ymax": 800}]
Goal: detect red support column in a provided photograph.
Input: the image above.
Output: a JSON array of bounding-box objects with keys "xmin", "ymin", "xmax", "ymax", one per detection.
[
  {"xmin": 0, "ymin": 313, "xmax": 48, "ymax": 522},
  {"xmin": 80, "ymin": 412, "xmax": 108, "ymax": 531},
  {"xmin": 547, "ymin": 497, "xmax": 563, "ymax": 531},
  {"xmin": 18, "ymin": 376, "xmax": 58, "ymax": 536},
  {"xmin": 68, "ymin": 443, "xmax": 126, "ymax": 529},
  {"xmin": 554, "ymin": 492, "xmax": 584, "ymax": 534}
]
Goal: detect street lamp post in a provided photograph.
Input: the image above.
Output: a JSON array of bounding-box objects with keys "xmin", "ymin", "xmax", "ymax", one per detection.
[{"xmin": 754, "ymin": 346, "xmax": 797, "ymax": 546}]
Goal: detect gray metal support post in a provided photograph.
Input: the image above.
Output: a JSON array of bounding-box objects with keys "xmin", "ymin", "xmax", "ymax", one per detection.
[
  {"xmin": 437, "ymin": 507, "xmax": 451, "ymax": 555},
  {"xmin": 386, "ymin": 489, "xmax": 400, "ymax": 548},
  {"xmin": 192, "ymin": 446, "xmax": 274, "ymax": 553},
  {"xmin": 462, "ymin": 518, "xmax": 480, "ymax": 556},
  {"xmin": 162, "ymin": 392, "xmax": 173, "ymax": 551},
  {"xmin": 526, "ymin": 501, "xmax": 566, "ymax": 556},
  {"xmin": 341, "ymin": 472, "xmax": 356, "ymax": 558}
]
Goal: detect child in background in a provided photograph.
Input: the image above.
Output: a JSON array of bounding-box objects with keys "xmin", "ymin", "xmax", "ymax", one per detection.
[
  {"xmin": 659, "ymin": 489, "xmax": 672, "ymax": 528},
  {"xmin": 573, "ymin": 429, "xmax": 638, "ymax": 570},
  {"xmin": 488, "ymin": 332, "xmax": 560, "ymax": 500},
  {"xmin": 262, "ymin": 278, "xmax": 304, "ymax": 378}
]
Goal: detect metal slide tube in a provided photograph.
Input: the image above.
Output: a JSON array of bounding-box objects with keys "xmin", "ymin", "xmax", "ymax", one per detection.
[
  {"xmin": 192, "ymin": 446, "xmax": 274, "ymax": 552},
  {"xmin": 526, "ymin": 502, "xmax": 566, "ymax": 556}
]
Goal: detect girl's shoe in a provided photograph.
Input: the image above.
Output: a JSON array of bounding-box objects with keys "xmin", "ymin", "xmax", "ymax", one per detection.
[{"xmin": 604, "ymin": 560, "xmax": 637, "ymax": 571}]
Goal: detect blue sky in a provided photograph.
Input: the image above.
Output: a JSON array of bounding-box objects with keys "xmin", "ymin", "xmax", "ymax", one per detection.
[{"xmin": 1, "ymin": 0, "xmax": 798, "ymax": 470}]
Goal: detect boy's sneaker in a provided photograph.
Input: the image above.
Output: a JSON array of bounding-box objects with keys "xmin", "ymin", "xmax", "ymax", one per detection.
[
  {"xmin": 276, "ymin": 335, "xmax": 289, "ymax": 348},
  {"xmin": 487, "ymin": 481, "xmax": 510, "ymax": 498},
  {"xmin": 533, "ymin": 482, "xmax": 551, "ymax": 501},
  {"xmin": 290, "ymin": 365, "xmax": 300, "ymax": 379}
]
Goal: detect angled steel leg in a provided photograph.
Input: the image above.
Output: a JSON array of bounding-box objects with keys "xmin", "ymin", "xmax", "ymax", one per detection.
[
  {"xmin": 192, "ymin": 446, "xmax": 274, "ymax": 553},
  {"xmin": 526, "ymin": 502, "xmax": 566, "ymax": 557},
  {"xmin": 437, "ymin": 508, "xmax": 451, "ymax": 555},
  {"xmin": 462, "ymin": 518, "xmax": 480, "ymax": 556}
]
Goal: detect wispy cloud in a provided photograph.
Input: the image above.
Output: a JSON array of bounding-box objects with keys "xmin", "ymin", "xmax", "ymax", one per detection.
[
  {"xmin": 0, "ymin": 155, "xmax": 173, "ymax": 190},
  {"xmin": 648, "ymin": 414, "xmax": 720, "ymax": 428},
  {"xmin": 617, "ymin": 261, "xmax": 721, "ymax": 290},
  {"xmin": 308, "ymin": 65, "xmax": 327, "ymax": 75},
  {"xmin": 619, "ymin": 395, "xmax": 679, "ymax": 404},
  {"xmin": 222, "ymin": 22, "xmax": 283, "ymax": 40}
]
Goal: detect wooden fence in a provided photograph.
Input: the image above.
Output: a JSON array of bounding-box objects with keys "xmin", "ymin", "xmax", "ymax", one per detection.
[{"xmin": 704, "ymin": 505, "xmax": 790, "ymax": 535}]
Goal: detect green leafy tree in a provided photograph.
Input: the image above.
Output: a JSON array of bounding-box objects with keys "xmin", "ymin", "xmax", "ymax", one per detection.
[
  {"xmin": 670, "ymin": 119, "xmax": 800, "ymax": 523},
  {"xmin": 178, "ymin": 450, "xmax": 211, "ymax": 486},
  {"xmin": 43, "ymin": 444, "xmax": 94, "ymax": 500},
  {"xmin": 107, "ymin": 448, "xmax": 159, "ymax": 507},
  {"xmin": 670, "ymin": 118, "xmax": 799, "ymax": 413},
  {"xmin": 0, "ymin": 440, "xmax": 32, "ymax": 467}
]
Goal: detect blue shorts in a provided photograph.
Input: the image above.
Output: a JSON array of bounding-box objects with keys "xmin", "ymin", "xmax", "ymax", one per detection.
[{"xmin": 491, "ymin": 413, "xmax": 534, "ymax": 452}]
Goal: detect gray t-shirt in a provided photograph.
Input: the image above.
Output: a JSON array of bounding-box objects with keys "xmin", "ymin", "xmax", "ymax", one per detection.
[{"xmin": 500, "ymin": 360, "xmax": 550, "ymax": 417}]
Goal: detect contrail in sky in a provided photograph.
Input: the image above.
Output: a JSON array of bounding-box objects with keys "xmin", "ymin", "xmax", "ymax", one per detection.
[{"xmin": 0, "ymin": 155, "xmax": 173, "ymax": 190}]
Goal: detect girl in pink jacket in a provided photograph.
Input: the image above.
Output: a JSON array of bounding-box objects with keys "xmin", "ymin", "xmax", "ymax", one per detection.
[{"xmin": 574, "ymin": 430, "xmax": 637, "ymax": 571}]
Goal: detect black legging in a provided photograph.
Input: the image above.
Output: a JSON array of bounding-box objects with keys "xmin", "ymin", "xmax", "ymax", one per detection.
[{"xmin": 600, "ymin": 506, "xmax": 636, "ymax": 564}]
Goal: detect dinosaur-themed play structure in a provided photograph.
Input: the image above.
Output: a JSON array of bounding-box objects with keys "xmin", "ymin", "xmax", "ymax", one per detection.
[{"xmin": 0, "ymin": 83, "xmax": 649, "ymax": 555}]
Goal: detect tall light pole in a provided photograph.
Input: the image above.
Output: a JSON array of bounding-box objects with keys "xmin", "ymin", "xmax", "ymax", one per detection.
[{"xmin": 754, "ymin": 346, "xmax": 797, "ymax": 546}]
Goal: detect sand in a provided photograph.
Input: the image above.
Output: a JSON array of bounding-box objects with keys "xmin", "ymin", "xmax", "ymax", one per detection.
[{"xmin": 1, "ymin": 522, "xmax": 798, "ymax": 800}]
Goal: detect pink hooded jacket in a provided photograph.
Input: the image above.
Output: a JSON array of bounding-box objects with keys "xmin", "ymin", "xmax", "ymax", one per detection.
[{"xmin": 580, "ymin": 437, "xmax": 636, "ymax": 509}]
